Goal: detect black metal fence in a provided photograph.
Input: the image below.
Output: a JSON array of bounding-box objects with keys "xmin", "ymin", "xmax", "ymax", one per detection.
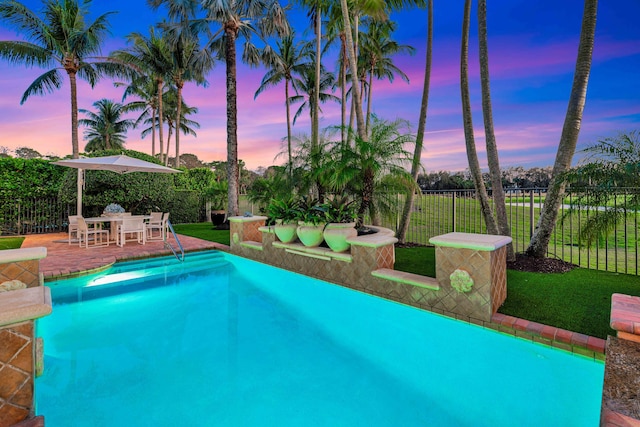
[
  {"xmin": 379, "ymin": 187, "xmax": 640, "ymax": 276},
  {"xmin": 0, "ymin": 197, "xmax": 73, "ymax": 236}
]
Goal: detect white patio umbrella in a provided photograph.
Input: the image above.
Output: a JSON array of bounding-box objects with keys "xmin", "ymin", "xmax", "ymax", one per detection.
[{"xmin": 53, "ymin": 154, "xmax": 181, "ymax": 215}]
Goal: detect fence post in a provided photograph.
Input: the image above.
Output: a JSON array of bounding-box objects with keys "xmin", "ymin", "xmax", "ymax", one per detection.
[
  {"xmin": 451, "ymin": 192, "xmax": 456, "ymax": 232},
  {"xmin": 529, "ymin": 189, "xmax": 535, "ymax": 238}
]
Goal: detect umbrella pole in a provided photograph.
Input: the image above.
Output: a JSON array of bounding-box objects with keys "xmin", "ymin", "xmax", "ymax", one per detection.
[{"xmin": 77, "ymin": 168, "xmax": 83, "ymax": 216}]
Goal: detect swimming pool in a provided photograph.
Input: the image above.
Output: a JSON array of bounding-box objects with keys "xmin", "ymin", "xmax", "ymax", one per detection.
[{"xmin": 37, "ymin": 251, "xmax": 604, "ymax": 426}]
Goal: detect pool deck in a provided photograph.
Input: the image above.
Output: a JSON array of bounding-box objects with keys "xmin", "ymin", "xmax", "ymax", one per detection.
[{"xmin": 21, "ymin": 232, "xmax": 228, "ymax": 280}]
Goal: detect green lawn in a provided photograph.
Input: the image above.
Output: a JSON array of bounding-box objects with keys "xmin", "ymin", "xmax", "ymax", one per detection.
[
  {"xmin": 175, "ymin": 227, "xmax": 638, "ymax": 339},
  {"xmin": 172, "ymin": 223, "xmax": 231, "ymax": 246},
  {"xmin": 0, "ymin": 237, "xmax": 24, "ymax": 250},
  {"xmin": 394, "ymin": 245, "xmax": 640, "ymax": 339}
]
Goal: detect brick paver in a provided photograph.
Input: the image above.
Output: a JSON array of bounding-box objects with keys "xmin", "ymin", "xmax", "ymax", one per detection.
[{"xmin": 22, "ymin": 233, "xmax": 228, "ymax": 280}]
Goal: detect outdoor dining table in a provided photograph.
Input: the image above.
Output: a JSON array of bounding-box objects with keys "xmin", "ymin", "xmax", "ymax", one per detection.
[{"xmin": 84, "ymin": 215, "xmax": 152, "ymax": 242}]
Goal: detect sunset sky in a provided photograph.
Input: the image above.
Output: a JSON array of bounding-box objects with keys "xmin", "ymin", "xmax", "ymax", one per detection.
[{"xmin": 0, "ymin": 0, "xmax": 638, "ymax": 172}]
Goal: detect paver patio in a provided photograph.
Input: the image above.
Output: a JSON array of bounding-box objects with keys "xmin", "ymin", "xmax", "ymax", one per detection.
[{"xmin": 21, "ymin": 232, "xmax": 227, "ymax": 280}]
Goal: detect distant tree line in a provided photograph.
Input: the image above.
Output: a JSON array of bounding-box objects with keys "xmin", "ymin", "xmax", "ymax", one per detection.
[{"xmin": 417, "ymin": 166, "xmax": 553, "ymax": 191}]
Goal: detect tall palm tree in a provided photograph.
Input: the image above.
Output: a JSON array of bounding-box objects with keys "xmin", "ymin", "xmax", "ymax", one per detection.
[
  {"xmin": 527, "ymin": 0, "xmax": 598, "ymax": 258},
  {"xmin": 202, "ymin": 0, "xmax": 289, "ymax": 216},
  {"xmin": 79, "ymin": 98, "xmax": 135, "ymax": 152},
  {"xmin": 255, "ymin": 33, "xmax": 312, "ymax": 177},
  {"xmin": 289, "ymin": 65, "xmax": 340, "ymax": 129},
  {"xmin": 359, "ymin": 18, "xmax": 414, "ymax": 134},
  {"xmin": 115, "ymin": 77, "xmax": 163, "ymax": 156},
  {"xmin": 460, "ymin": 0, "xmax": 498, "ymax": 235},
  {"xmin": 478, "ymin": 0, "xmax": 513, "ymax": 260},
  {"xmin": 160, "ymin": 94, "xmax": 200, "ymax": 167},
  {"xmin": 111, "ymin": 28, "xmax": 174, "ymax": 164},
  {"xmin": 397, "ymin": 0, "xmax": 432, "ymax": 244},
  {"xmin": 0, "ymin": 0, "xmax": 125, "ymax": 159},
  {"xmin": 166, "ymin": 36, "xmax": 212, "ymax": 168}
]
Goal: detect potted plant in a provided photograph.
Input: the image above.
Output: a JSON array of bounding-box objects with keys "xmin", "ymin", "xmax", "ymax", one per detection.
[
  {"xmin": 296, "ymin": 196, "xmax": 326, "ymax": 247},
  {"xmin": 323, "ymin": 196, "xmax": 358, "ymax": 252},
  {"xmin": 205, "ymin": 180, "xmax": 227, "ymax": 227},
  {"xmin": 267, "ymin": 197, "xmax": 300, "ymax": 243}
]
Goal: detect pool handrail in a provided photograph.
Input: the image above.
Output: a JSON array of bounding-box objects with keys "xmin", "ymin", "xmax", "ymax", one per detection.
[{"xmin": 164, "ymin": 219, "xmax": 185, "ymax": 262}]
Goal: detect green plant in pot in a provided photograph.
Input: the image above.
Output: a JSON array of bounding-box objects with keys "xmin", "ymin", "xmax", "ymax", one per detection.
[
  {"xmin": 323, "ymin": 196, "xmax": 357, "ymax": 252},
  {"xmin": 267, "ymin": 197, "xmax": 300, "ymax": 243},
  {"xmin": 296, "ymin": 196, "xmax": 326, "ymax": 247},
  {"xmin": 205, "ymin": 180, "xmax": 228, "ymax": 226}
]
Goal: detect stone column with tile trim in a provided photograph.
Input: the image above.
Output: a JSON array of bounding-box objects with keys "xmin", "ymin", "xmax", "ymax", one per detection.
[
  {"xmin": 0, "ymin": 248, "xmax": 46, "ymax": 289},
  {"xmin": 429, "ymin": 232, "xmax": 512, "ymax": 322},
  {"xmin": 0, "ymin": 247, "xmax": 51, "ymax": 427},
  {"xmin": 229, "ymin": 216, "xmax": 267, "ymax": 249}
]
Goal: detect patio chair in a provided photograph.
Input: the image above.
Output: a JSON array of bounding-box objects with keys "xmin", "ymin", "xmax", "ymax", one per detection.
[
  {"xmin": 116, "ymin": 217, "xmax": 147, "ymax": 247},
  {"xmin": 77, "ymin": 217, "xmax": 109, "ymax": 248},
  {"xmin": 146, "ymin": 212, "xmax": 166, "ymax": 241},
  {"xmin": 68, "ymin": 215, "xmax": 79, "ymax": 245}
]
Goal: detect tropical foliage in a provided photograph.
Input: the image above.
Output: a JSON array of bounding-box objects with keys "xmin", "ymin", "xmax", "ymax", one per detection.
[
  {"xmin": 563, "ymin": 131, "xmax": 640, "ymax": 246},
  {"xmin": 79, "ymin": 99, "xmax": 135, "ymax": 152}
]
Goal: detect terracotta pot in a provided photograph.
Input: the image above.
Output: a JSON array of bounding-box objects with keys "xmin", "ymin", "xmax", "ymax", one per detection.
[
  {"xmin": 323, "ymin": 222, "xmax": 357, "ymax": 252},
  {"xmin": 274, "ymin": 220, "xmax": 298, "ymax": 243},
  {"xmin": 296, "ymin": 222, "xmax": 325, "ymax": 247}
]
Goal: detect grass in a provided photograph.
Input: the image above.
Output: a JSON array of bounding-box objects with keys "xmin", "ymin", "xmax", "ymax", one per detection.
[
  {"xmin": 393, "ymin": 245, "xmax": 640, "ymax": 339},
  {"xmin": 0, "ymin": 237, "xmax": 24, "ymax": 250},
  {"xmin": 170, "ymin": 226, "xmax": 640, "ymax": 339},
  {"xmin": 172, "ymin": 222, "xmax": 231, "ymax": 246}
]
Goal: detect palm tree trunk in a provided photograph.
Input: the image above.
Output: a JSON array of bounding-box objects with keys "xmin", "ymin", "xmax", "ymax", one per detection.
[
  {"xmin": 365, "ymin": 65, "xmax": 374, "ymax": 134},
  {"xmin": 157, "ymin": 79, "xmax": 165, "ymax": 164},
  {"xmin": 285, "ymin": 77, "xmax": 293, "ymax": 178},
  {"xmin": 68, "ymin": 70, "xmax": 79, "ymax": 159},
  {"xmin": 340, "ymin": 34, "xmax": 347, "ymax": 145},
  {"xmin": 357, "ymin": 167, "xmax": 375, "ymax": 225},
  {"xmin": 478, "ymin": 0, "xmax": 514, "ymax": 260},
  {"xmin": 166, "ymin": 125, "xmax": 173, "ymax": 166},
  {"xmin": 397, "ymin": 0, "xmax": 432, "ymax": 244},
  {"xmin": 106, "ymin": 133, "xmax": 111, "ymax": 150},
  {"xmin": 226, "ymin": 25, "xmax": 240, "ymax": 216},
  {"xmin": 151, "ymin": 107, "xmax": 157, "ymax": 157},
  {"xmin": 175, "ymin": 80, "xmax": 183, "ymax": 168},
  {"xmin": 461, "ymin": 0, "xmax": 498, "ymax": 235},
  {"xmin": 313, "ymin": 9, "xmax": 321, "ymax": 153},
  {"xmin": 527, "ymin": 0, "xmax": 598, "ymax": 258},
  {"xmin": 340, "ymin": 0, "xmax": 366, "ymax": 140}
]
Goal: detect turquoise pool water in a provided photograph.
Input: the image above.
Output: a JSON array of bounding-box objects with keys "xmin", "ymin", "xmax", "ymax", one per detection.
[{"xmin": 37, "ymin": 251, "xmax": 604, "ymax": 426}]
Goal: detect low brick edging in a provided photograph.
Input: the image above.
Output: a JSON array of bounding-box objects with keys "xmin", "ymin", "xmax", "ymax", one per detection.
[{"xmin": 491, "ymin": 312, "xmax": 606, "ymax": 359}]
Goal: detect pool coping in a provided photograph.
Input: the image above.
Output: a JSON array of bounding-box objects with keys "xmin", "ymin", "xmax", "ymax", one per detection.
[{"xmin": 29, "ymin": 235, "xmax": 606, "ymax": 359}]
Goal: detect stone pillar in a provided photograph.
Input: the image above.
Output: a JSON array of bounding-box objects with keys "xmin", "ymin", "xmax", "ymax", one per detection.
[
  {"xmin": 0, "ymin": 248, "xmax": 46, "ymax": 288},
  {"xmin": 229, "ymin": 216, "xmax": 267, "ymax": 250},
  {"xmin": 429, "ymin": 232, "xmax": 512, "ymax": 322},
  {"xmin": 0, "ymin": 287, "xmax": 52, "ymax": 427}
]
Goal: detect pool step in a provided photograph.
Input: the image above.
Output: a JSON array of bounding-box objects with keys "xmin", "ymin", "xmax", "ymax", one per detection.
[
  {"xmin": 107, "ymin": 250, "xmax": 224, "ymax": 274},
  {"xmin": 51, "ymin": 257, "xmax": 230, "ymax": 304}
]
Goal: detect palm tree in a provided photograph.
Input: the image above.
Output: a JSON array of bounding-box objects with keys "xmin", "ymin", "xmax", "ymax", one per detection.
[
  {"xmin": 460, "ymin": 0, "xmax": 498, "ymax": 235},
  {"xmin": 111, "ymin": 28, "xmax": 174, "ymax": 164},
  {"xmin": 0, "ymin": 0, "xmax": 126, "ymax": 159},
  {"xmin": 325, "ymin": 116, "xmax": 415, "ymax": 225},
  {"xmin": 397, "ymin": 0, "xmax": 432, "ymax": 244},
  {"xmin": 202, "ymin": 0, "xmax": 289, "ymax": 216},
  {"xmin": 478, "ymin": 0, "xmax": 513, "ymax": 260},
  {"xmin": 79, "ymin": 98, "xmax": 135, "ymax": 152},
  {"xmin": 115, "ymin": 77, "xmax": 163, "ymax": 156},
  {"xmin": 527, "ymin": 0, "xmax": 598, "ymax": 258},
  {"xmin": 255, "ymin": 34, "xmax": 312, "ymax": 177},
  {"xmin": 563, "ymin": 131, "xmax": 640, "ymax": 246},
  {"xmin": 289, "ymin": 65, "xmax": 340, "ymax": 130},
  {"xmin": 166, "ymin": 36, "xmax": 212, "ymax": 168},
  {"xmin": 359, "ymin": 18, "xmax": 414, "ymax": 134}
]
